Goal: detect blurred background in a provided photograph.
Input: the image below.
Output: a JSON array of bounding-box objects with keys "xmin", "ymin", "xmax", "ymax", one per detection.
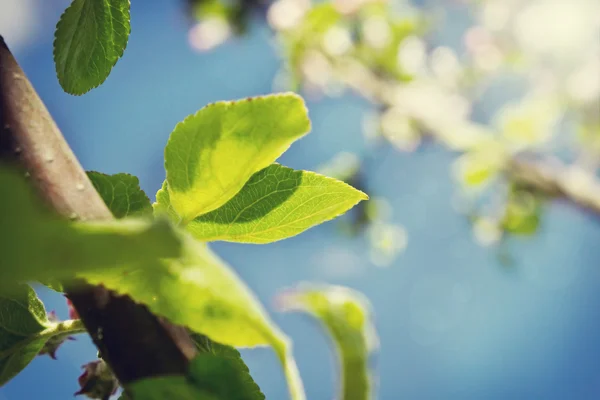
[{"xmin": 1, "ymin": 0, "xmax": 599, "ymax": 398}]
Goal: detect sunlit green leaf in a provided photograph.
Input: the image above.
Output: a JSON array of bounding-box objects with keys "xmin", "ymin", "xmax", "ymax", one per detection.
[
  {"xmin": 87, "ymin": 171, "xmax": 152, "ymax": 218},
  {"xmin": 0, "ymin": 285, "xmax": 85, "ymax": 386},
  {"xmin": 158, "ymin": 164, "xmax": 367, "ymax": 243},
  {"xmin": 0, "ymin": 168, "xmax": 181, "ymax": 290},
  {"xmin": 80, "ymin": 234, "xmax": 305, "ymax": 400},
  {"xmin": 277, "ymin": 284, "xmax": 378, "ymax": 400},
  {"xmin": 165, "ymin": 93, "xmax": 311, "ymax": 222},
  {"xmin": 153, "ymin": 180, "xmax": 182, "ymax": 222},
  {"xmin": 54, "ymin": 0, "xmax": 131, "ymax": 95}
]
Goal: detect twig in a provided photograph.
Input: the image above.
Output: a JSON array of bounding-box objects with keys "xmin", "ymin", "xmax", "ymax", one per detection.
[{"xmin": 0, "ymin": 36, "xmax": 196, "ymax": 385}]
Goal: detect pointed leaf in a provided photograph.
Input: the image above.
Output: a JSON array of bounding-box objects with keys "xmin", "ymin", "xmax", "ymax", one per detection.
[
  {"xmin": 127, "ymin": 348, "xmax": 266, "ymax": 400},
  {"xmin": 54, "ymin": 0, "xmax": 131, "ymax": 94},
  {"xmin": 190, "ymin": 333, "xmax": 265, "ymax": 399},
  {"xmin": 87, "ymin": 171, "xmax": 152, "ymax": 218},
  {"xmin": 165, "ymin": 93, "xmax": 311, "ymax": 222},
  {"xmin": 277, "ymin": 284, "xmax": 379, "ymax": 400},
  {"xmin": 159, "ymin": 164, "xmax": 367, "ymax": 243},
  {"xmin": 0, "ymin": 168, "xmax": 181, "ymax": 290},
  {"xmin": 80, "ymin": 235, "xmax": 305, "ymax": 400}
]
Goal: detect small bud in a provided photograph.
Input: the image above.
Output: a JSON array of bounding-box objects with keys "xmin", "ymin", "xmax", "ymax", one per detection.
[
  {"xmin": 38, "ymin": 311, "xmax": 76, "ymax": 360},
  {"xmin": 75, "ymin": 359, "xmax": 119, "ymax": 400}
]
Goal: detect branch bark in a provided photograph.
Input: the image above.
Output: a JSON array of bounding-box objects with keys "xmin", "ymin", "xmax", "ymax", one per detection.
[{"xmin": 0, "ymin": 36, "xmax": 196, "ymax": 385}]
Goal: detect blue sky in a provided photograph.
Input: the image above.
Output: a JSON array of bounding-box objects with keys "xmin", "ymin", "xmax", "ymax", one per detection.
[{"xmin": 1, "ymin": 1, "xmax": 600, "ymax": 399}]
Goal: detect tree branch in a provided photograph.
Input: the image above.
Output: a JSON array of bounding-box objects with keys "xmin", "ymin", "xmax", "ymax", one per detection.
[
  {"xmin": 507, "ymin": 155, "xmax": 600, "ymax": 216},
  {"xmin": 332, "ymin": 60, "xmax": 600, "ymax": 217},
  {"xmin": 0, "ymin": 36, "xmax": 196, "ymax": 385}
]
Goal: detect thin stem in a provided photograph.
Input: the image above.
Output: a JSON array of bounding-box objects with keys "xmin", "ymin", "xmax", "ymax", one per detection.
[{"xmin": 0, "ymin": 319, "xmax": 86, "ymax": 360}]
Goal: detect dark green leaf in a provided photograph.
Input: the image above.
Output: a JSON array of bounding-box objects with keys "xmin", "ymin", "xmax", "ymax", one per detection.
[
  {"xmin": 127, "ymin": 376, "xmax": 215, "ymax": 400},
  {"xmin": 54, "ymin": 0, "xmax": 131, "ymax": 94},
  {"xmin": 0, "ymin": 285, "xmax": 49, "ymax": 386},
  {"xmin": 127, "ymin": 349, "xmax": 265, "ymax": 400},
  {"xmin": 87, "ymin": 171, "xmax": 152, "ymax": 218},
  {"xmin": 190, "ymin": 333, "xmax": 264, "ymax": 400}
]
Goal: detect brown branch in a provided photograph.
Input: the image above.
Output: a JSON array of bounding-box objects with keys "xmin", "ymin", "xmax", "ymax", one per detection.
[{"xmin": 0, "ymin": 36, "xmax": 196, "ymax": 384}]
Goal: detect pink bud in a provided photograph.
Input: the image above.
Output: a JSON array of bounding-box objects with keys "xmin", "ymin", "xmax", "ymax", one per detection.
[
  {"xmin": 65, "ymin": 297, "xmax": 80, "ymax": 320},
  {"xmin": 74, "ymin": 360, "xmax": 119, "ymax": 399}
]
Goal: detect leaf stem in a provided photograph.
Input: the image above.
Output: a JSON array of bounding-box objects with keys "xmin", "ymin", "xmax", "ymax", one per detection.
[{"xmin": 0, "ymin": 319, "xmax": 86, "ymax": 360}]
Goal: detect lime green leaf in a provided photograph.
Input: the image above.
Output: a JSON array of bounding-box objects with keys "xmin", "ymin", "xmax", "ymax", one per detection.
[
  {"xmin": 165, "ymin": 93, "xmax": 311, "ymax": 222},
  {"xmin": 54, "ymin": 0, "xmax": 131, "ymax": 95},
  {"xmin": 159, "ymin": 164, "xmax": 367, "ymax": 243},
  {"xmin": 153, "ymin": 180, "xmax": 182, "ymax": 222},
  {"xmin": 0, "ymin": 168, "xmax": 181, "ymax": 290},
  {"xmin": 189, "ymin": 333, "xmax": 265, "ymax": 399},
  {"xmin": 80, "ymin": 235, "xmax": 305, "ymax": 400},
  {"xmin": 0, "ymin": 285, "xmax": 85, "ymax": 386},
  {"xmin": 277, "ymin": 284, "xmax": 379, "ymax": 400},
  {"xmin": 87, "ymin": 171, "xmax": 152, "ymax": 218}
]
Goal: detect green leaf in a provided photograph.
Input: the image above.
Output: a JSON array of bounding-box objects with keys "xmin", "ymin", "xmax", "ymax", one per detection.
[
  {"xmin": 165, "ymin": 93, "xmax": 311, "ymax": 222},
  {"xmin": 277, "ymin": 284, "xmax": 379, "ymax": 400},
  {"xmin": 153, "ymin": 180, "xmax": 181, "ymax": 222},
  {"xmin": 87, "ymin": 171, "xmax": 152, "ymax": 218},
  {"xmin": 127, "ymin": 376, "xmax": 215, "ymax": 400},
  {"xmin": 127, "ymin": 348, "xmax": 266, "ymax": 400},
  {"xmin": 158, "ymin": 164, "xmax": 367, "ymax": 243},
  {"xmin": 189, "ymin": 333, "xmax": 265, "ymax": 399},
  {"xmin": 0, "ymin": 168, "xmax": 181, "ymax": 290},
  {"xmin": 0, "ymin": 285, "xmax": 85, "ymax": 386},
  {"xmin": 37, "ymin": 279, "xmax": 64, "ymax": 293},
  {"xmin": 80, "ymin": 234, "xmax": 305, "ymax": 400},
  {"xmin": 54, "ymin": 0, "xmax": 131, "ymax": 95}
]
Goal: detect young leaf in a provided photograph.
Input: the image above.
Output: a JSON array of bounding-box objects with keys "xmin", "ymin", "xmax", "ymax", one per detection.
[
  {"xmin": 0, "ymin": 168, "xmax": 181, "ymax": 290},
  {"xmin": 0, "ymin": 285, "xmax": 85, "ymax": 386},
  {"xmin": 54, "ymin": 0, "xmax": 131, "ymax": 95},
  {"xmin": 176, "ymin": 164, "xmax": 368, "ymax": 243},
  {"xmin": 87, "ymin": 171, "xmax": 152, "ymax": 218},
  {"xmin": 80, "ymin": 235, "xmax": 305, "ymax": 400},
  {"xmin": 165, "ymin": 93, "xmax": 311, "ymax": 222},
  {"xmin": 189, "ymin": 333, "xmax": 265, "ymax": 399},
  {"xmin": 277, "ymin": 284, "xmax": 379, "ymax": 400}
]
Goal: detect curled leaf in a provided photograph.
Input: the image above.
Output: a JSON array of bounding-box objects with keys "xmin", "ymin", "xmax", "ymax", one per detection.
[{"xmin": 277, "ymin": 284, "xmax": 379, "ymax": 400}]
